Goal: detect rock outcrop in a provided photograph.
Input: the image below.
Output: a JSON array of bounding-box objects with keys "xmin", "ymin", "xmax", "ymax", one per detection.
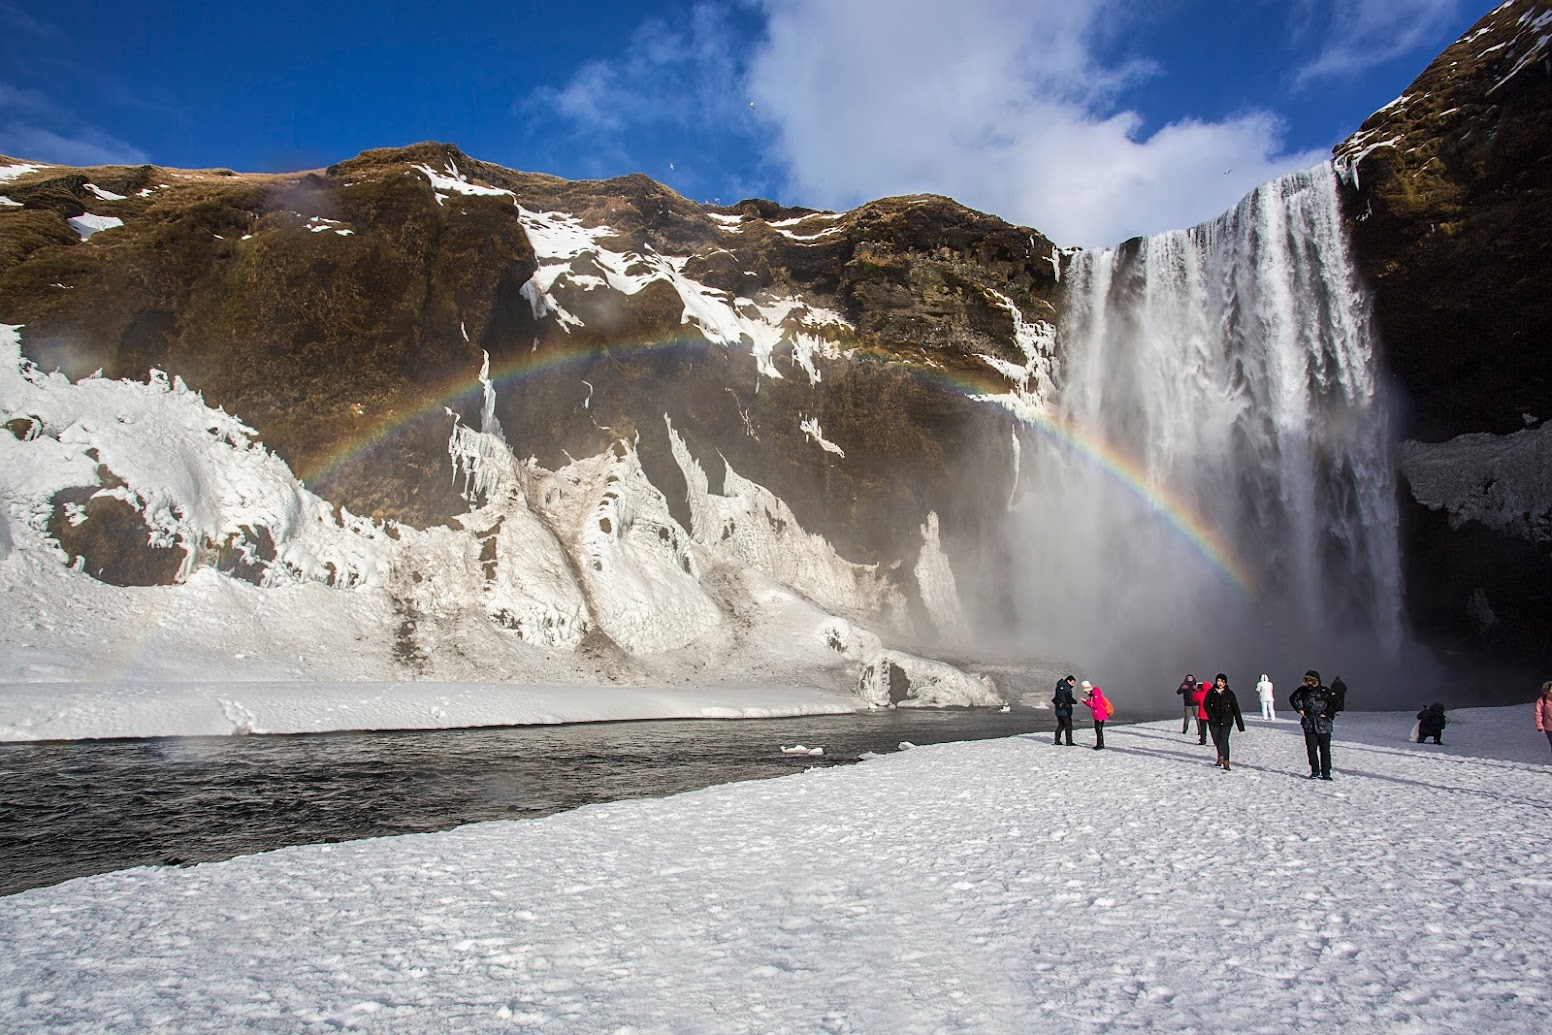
[{"xmin": 1337, "ymin": 0, "xmax": 1552, "ymax": 659}]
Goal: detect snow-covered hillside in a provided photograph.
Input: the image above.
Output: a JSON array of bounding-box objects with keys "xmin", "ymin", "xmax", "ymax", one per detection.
[
  {"xmin": 0, "ymin": 324, "xmax": 1003, "ymax": 729},
  {"xmin": 2, "ymin": 708, "xmax": 1546, "ymax": 1033}
]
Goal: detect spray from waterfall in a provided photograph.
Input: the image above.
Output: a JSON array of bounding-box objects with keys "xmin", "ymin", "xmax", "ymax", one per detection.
[{"xmin": 1013, "ymin": 163, "xmax": 1409, "ymax": 701}]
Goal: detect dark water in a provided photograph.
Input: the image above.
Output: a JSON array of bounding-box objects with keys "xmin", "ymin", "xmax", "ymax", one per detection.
[{"xmin": 0, "ymin": 709, "xmax": 1070, "ymax": 897}]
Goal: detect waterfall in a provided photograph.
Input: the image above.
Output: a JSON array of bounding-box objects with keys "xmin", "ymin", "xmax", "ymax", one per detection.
[{"xmin": 1015, "ymin": 163, "xmax": 1403, "ymax": 692}]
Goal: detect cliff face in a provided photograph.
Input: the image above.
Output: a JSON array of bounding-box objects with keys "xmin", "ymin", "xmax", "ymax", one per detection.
[
  {"xmin": 1336, "ymin": 0, "xmax": 1552, "ymax": 659},
  {"xmin": 4, "ymin": 4, "xmax": 1550, "ymax": 677},
  {"xmin": 0, "ymin": 142, "xmax": 1058, "ymax": 648}
]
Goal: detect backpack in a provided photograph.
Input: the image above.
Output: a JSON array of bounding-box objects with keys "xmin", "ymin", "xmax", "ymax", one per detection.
[{"xmin": 1104, "ymin": 698, "xmax": 1115, "ymax": 718}]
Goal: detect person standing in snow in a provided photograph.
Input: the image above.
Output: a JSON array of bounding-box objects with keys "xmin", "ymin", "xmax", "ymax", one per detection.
[
  {"xmin": 1256, "ymin": 673, "xmax": 1275, "ymax": 721},
  {"xmin": 1416, "ymin": 702, "xmax": 1448, "ymax": 745},
  {"xmin": 1290, "ymin": 670, "xmax": 1337, "ymax": 780},
  {"xmin": 1536, "ymin": 681, "xmax": 1552, "ymax": 754},
  {"xmin": 1203, "ymin": 673, "xmax": 1245, "ymax": 770},
  {"xmin": 1191, "ymin": 678, "xmax": 1210, "ymax": 745},
  {"xmin": 1329, "ymin": 675, "xmax": 1348, "ymax": 716},
  {"xmin": 1052, "ymin": 675, "xmax": 1077, "ymax": 746},
  {"xmin": 1177, "ymin": 674, "xmax": 1198, "ymax": 733},
  {"xmin": 1081, "ymin": 680, "xmax": 1110, "ymax": 750}
]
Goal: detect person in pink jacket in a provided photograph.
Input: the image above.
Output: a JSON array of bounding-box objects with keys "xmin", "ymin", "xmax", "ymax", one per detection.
[
  {"xmin": 1081, "ymin": 680, "xmax": 1111, "ymax": 750},
  {"xmin": 1537, "ymin": 681, "xmax": 1552, "ymax": 754}
]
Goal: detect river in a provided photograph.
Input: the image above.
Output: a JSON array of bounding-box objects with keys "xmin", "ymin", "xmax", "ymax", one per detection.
[{"xmin": 0, "ymin": 708, "xmax": 1102, "ymax": 896}]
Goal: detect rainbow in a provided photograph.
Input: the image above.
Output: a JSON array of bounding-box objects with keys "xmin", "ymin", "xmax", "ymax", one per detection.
[{"xmin": 295, "ymin": 336, "xmax": 1257, "ymax": 597}]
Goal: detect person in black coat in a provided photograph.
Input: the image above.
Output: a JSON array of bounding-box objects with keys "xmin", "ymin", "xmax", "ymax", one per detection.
[
  {"xmin": 1052, "ymin": 675, "xmax": 1077, "ymax": 746},
  {"xmin": 1416, "ymin": 702, "xmax": 1447, "ymax": 745},
  {"xmin": 1177, "ymin": 674, "xmax": 1198, "ymax": 734},
  {"xmin": 1203, "ymin": 672, "xmax": 1246, "ymax": 770},
  {"xmin": 1290, "ymin": 669, "xmax": 1337, "ymax": 779}
]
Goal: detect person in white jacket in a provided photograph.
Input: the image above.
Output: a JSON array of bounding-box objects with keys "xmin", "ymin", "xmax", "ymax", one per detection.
[{"xmin": 1256, "ymin": 673, "xmax": 1276, "ymax": 721}]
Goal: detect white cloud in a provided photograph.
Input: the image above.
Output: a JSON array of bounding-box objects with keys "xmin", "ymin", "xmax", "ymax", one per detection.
[
  {"xmin": 747, "ymin": 0, "xmax": 1324, "ymax": 246},
  {"xmin": 0, "ymin": 81, "xmax": 149, "ymax": 166},
  {"xmin": 527, "ymin": 0, "xmax": 1335, "ymax": 246},
  {"xmin": 0, "ymin": 123, "xmax": 149, "ymax": 167},
  {"xmin": 1295, "ymin": 0, "xmax": 1468, "ymax": 86}
]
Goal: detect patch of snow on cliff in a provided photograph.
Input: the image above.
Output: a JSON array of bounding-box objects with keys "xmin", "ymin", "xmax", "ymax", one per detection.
[
  {"xmin": 913, "ymin": 511, "xmax": 970, "ymax": 643},
  {"xmin": 1488, "ymin": 4, "xmax": 1552, "ymax": 94},
  {"xmin": 1400, "ymin": 424, "xmax": 1552, "ymax": 542},
  {"xmin": 516, "ymin": 206, "xmax": 853, "ymax": 385},
  {"xmin": 533, "ymin": 438, "xmax": 720, "ymax": 654},
  {"xmin": 0, "ymin": 163, "xmax": 45, "ymax": 183},
  {"xmin": 305, "ymin": 216, "xmax": 353, "ymax": 236},
  {"xmin": 667, "ymin": 416, "xmax": 901, "ymax": 624},
  {"xmin": 799, "ymin": 416, "xmax": 845, "ymax": 457},
  {"xmin": 0, "ymin": 196, "xmax": 19, "ymax": 207},
  {"xmin": 83, "ymin": 183, "xmax": 126, "ymax": 201},
  {"xmin": 967, "ymin": 289, "xmax": 1057, "ymax": 425},
  {"xmin": 66, "ymin": 214, "xmax": 124, "ymax": 240},
  {"xmin": 0, "ymin": 324, "xmax": 398, "ymax": 589},
  {"xmin": 412, "ymin": 162, "xmax": 515, "ymax": 205}
]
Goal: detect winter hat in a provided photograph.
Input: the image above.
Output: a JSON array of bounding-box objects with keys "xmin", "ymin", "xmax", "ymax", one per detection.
[{"xmin": 1080, "ymin": 680, "xmax": 1093, "ymax": 690}]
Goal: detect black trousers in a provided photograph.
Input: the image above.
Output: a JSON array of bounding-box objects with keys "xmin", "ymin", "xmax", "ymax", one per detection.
[
  {"xmin": 1196, "ymin": 718, "xmax": 1207, "ymax": 744},
  {"xmin": 1093, "ymin": 720, "xmax": 1105, "ymax": 748},
  {"xmin": 1054, "ymin": 715, "xmax": 1073, "ymax": 744},
  {"xmin": 1303, "ymin": 730, "xmax": 1332, "ymax": 775},
  {"xmin": 1208, "ymin": 722, "xmax": 1234, "ymax": 762}
]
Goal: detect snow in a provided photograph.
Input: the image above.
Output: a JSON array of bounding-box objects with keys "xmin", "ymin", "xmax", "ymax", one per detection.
[
  {"xmin": 798, "ymin": 415, "xmax": 845, "ymax": 457},
  {"xmin": 412, "ymin": 161, "xmax": 515, "ymax": 206},
  {"xmin": 0, "ymin": 195, "xmax": 21, "ymax": 207},
  {"xmin": 83, "ymin": 183, "xmax": 126, "ymax": 201},
  {"xmin": 3, "ymin": 708, "xmax": 1547, "ymax": 1033},
  {"xmin": 65, "ymin": 214, "xmax": 124, "ymax": 240},
  {"xmin": 514, "ymin": 204, "xmax": 854, "ymax": 383},
  {"xmin": 0, "ymin": 681, "xmax": 861, "ymax": 740},
  {"xmin": 913, "ymin": 511, "xmax": 970, "ymax": 642},
  {"xmin": 1488, "ymin": 6, "xmax": 1552, "ymax": 95},
  {"xmin": 1400, "ymin": 423, "xmax": 1552, "ymax": 542},
  {"xmin": 1, "ymin": 323, "xmax": 996, "ymax": 730},
  {"xmin": 0, "ymin": 162, "xmax": 46, "ymax": 183}
]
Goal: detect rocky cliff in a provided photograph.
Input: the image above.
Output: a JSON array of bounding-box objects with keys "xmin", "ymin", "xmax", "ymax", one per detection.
[
  {"xmin": 1337, "ymin": 0, "xmax": 1552, "ymax": 660},
  {"xmin": 3, "ymin": 2, "xmax": 1551, "ymax": 689}
]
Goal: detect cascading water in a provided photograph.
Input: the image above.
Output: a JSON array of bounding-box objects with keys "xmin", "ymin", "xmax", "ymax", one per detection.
[{"xmin": 1015, "ymin": 163, "xmax": 1404, "ymax": 694}]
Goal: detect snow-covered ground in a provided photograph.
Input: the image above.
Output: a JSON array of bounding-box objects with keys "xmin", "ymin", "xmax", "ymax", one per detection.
[{"xmin": 3, "ymin": 707, "xmax": 1547, "ymax": 1033}]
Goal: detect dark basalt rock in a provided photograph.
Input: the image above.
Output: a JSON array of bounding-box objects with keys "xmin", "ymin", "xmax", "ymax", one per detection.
[
  {"xmin": 1338, "ymin": 0, "xmax": 1552, "ymax": 442},
  {"xmin": 46, "ymin": 486, "xmax": 186, "ymax": 587},
  {"xmin": 1337, "ymin": 0, "xmax": 1552, "ymax": 662}
]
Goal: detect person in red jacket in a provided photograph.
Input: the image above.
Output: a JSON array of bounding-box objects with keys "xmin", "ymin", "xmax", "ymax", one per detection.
[{"xmin": 1081, "ymin": 680, "xmax": 1111, "ymax": 750}]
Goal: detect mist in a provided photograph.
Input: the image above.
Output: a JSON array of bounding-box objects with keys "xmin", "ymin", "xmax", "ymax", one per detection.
[{"xmin": 1001, "ymin": 162, "xmax": 1422, "ymax": 710}]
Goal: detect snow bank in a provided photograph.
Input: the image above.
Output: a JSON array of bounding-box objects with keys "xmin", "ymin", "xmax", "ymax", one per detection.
[
  {"xmin": 0, "ymin": 681, "xmax": 862, "ymax": 741},
  {"xmin": 1, "ymin": 708, "xmax": 1546, "ymax": 1033}
]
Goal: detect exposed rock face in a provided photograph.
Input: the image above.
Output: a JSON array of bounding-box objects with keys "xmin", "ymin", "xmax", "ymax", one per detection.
[{"xmin": 1336, "ymin": 0, "xmax": 1552, "ymax": 658}]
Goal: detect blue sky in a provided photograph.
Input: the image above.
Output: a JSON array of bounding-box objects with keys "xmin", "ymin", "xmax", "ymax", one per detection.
[{"xmin": 1, "ymin": 0, "xmax": 1488, "ymax": 246}]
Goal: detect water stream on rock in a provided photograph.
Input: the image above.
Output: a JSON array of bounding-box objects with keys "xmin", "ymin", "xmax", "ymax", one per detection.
[{"xmin": 1016, "ymin": 163, "xmax": 1405, "ymax": 696}]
